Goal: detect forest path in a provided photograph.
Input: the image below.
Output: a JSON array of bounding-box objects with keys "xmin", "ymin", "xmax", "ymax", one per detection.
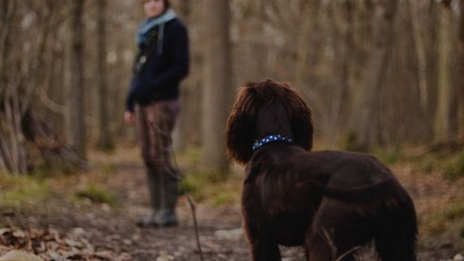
[{"xmin": 0, "ymin": 147, "xmax": 462, "ymax": 261}]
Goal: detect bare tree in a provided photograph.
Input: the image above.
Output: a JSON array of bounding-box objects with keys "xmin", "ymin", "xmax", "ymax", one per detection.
[
  {"xmin": 323, "ymin": 0, "xmax": 354, "ymax": 149},
  {"xmin": 435, "ymin": 0, "xmax": 455, "ymax": 141},
  {"xmin": 407, "ymin": 0, "xmax": 428, "ymax": 110},
  {"xmin": 66, "ymin": 0, "xmax": 87, "ymax": 158},
  {"xmin": 201, "ymin": 0, "xmax": 232, "ymax": 174},
  {"xmin": 1, "ymin": 0, "xmax": 464, "ymax": 172},
  {"xmin": 0, "ymin": 0, "xmax": 14, "ymax": 103},
  {"xmin": 173, "ymin": 0, "xmax": 191, "ymax": 151},
  {"xmin": 458, "ymin": 0, "xmax": 464, "ymax": 132},
  {"xmin": 348, "ymin": 0, "xmax": 399, "ymax": 151},
  {"xmin": 0, "ymin": 0, "xmax": 27, "ymax": 174},
  {"xmin": 245, "ymin": 0, "xmax": 268, "ymax": 81},
  {"xmin": 96, "ymin": 0, "xmax": 114, "ymax": 151},
  {"xmin": 294, "ymin": 0, "xmax": 320, "ymax": 88}
]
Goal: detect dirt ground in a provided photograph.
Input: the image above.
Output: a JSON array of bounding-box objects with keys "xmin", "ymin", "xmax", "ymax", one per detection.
[{"xmin": 0, "ymin": 147, "xmax": 463, "ymax": 261}]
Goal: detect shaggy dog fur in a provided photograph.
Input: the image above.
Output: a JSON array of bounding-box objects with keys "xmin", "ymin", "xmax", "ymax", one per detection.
[{"xmin": 225, "ymin": 80, "xmax": 417, "ymax": 261}]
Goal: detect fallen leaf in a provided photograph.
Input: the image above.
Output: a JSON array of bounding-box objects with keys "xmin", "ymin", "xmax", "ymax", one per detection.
[
  {"xmin": 0, "ymin": 229, "xmax": 11, "ymax": 235},
  {"xmin": 64, "ymin": 239, "xmax": 82, "ymax": 248},
  {"xmin": 12, "ymin": 231, "xmax": 26, "ymax": 239},
  {"xmin": 454, "ymin": 253, "xmax": 464, "ymax": 261},
  {"xmin": 0, "ymin": 250, "xmax": 44, "ymax": 261},
  {"xmin": 156, "ymin": 251, "xmax": 174, "ymax": 261}
]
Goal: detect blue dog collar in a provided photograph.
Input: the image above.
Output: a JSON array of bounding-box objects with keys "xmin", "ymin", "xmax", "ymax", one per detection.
[{"xmin": 252, "ymin": 134, "xmax": 293, "ymax": 151}]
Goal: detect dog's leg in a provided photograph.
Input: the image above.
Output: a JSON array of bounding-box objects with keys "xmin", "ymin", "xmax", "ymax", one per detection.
[
  {"xmin": 306, "ymin": 199, "xmax": 371, "ymax": 261},
  {"xmin": 375, "ymin": 196, "xmax": 417, "ymax": 261},
  {"xmin": 242, "ymin": 186, "xmax": 282, "ymax": 261},
  {"xmin": 305, "ymin": 231, "xmax": 334, "ymax": 261},
  {"xmin": 375, "ymin": 233, "xmax": 417, "ymax": 261},
  {"xmin": 243, "ymin": 221, "xmax": 281, "ymax": 261},
  {"xmin": 249, "ymin": 237, "xmax": 281, "ymax": 261}
]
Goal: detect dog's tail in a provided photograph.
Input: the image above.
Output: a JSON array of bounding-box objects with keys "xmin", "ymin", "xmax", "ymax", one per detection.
[{"xmin": 298, "ymin": 178, "xmax": 400, "ymax": 202}]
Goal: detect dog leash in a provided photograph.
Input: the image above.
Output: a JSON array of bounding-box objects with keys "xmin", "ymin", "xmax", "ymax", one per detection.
[{"xmin": 149, "ymin": 121, "xmax": 205, "ymax": 261}]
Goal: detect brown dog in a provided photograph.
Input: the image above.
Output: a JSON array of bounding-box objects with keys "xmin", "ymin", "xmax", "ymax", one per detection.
[{"xmin": 226, "ymin": 80, "xmax": 417, "ymax": 261}]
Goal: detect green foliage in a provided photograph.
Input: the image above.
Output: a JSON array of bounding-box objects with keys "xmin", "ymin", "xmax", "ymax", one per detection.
[
  {"xmin": 339, "ymin": 132, "xmax": 357, "ymax": 151},
  {"xmin": 373, "ymin": 148, "xmax": 404, "ymax": 165},
  {"xmin": 418, "ymin": 160, "xmax": 436, "ymax": 175},
  {"xmin": 212, "ymin": 190, "xmax": 237, "ymax": 207},
  {"xmin": 181, "ymin": 171, "xmax": 209, "ymax": 201},
  {"xmin": 422, "ymin": 199, "xmax": 464, "ymax": 238},
  {"xmin": 428, "ymin": 221, "xmax": 447, "ymax": 236},
  {"xmin": 75, "ymin": 185, "xmax": 119, "ymax": 207},
  {"xmin": 443, "ymin": 154, "xmax": 464, "ymax": 180},
  {"xmin": 0, "ymin": 172, "xmax": 50, "ymax": 208},
  {"xmin": 178, "ymin": 147, "xmax": 238, "ymax": 204},
  {"xmin": 100, "ymin": 164, "xmax": 116, "ymax": 176},
  {"xmin": 181, "ymin": 170, "xmax": 240, "ymax": 206},
  {"xmin": 443, "ymin": 202, "xmax": 464, "ymax": 221},
  {"xmin": 176, "ymin": 146, "xmax": 201, "ymax": 166}
]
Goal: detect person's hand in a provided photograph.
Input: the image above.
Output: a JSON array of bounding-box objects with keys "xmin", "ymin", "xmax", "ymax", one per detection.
[{"xmin": 124, "ymin": 111, "xmax": 134, "ymax": 125}]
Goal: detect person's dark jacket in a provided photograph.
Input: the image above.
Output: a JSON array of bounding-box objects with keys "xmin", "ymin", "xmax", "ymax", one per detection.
[{"xmin": 126, "ymin": 18, "xmax": 189, "ymax": 112}]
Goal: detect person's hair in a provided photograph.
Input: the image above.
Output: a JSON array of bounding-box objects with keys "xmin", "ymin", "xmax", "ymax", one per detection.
[{"xmin": 142, "ymin": 0, "xmax": 171, "ymax": 10}]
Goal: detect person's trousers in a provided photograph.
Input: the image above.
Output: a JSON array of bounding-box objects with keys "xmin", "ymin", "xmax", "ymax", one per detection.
[{"xmin": 136, "ymin": 100, "xmax": 180, "ymax": 213}]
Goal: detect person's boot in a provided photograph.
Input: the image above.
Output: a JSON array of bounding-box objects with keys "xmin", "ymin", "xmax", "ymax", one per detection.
[
  {"xmin": 136, "ymin": 211, "xmax": 158, "ymax": 227},
  {"xmin": 157, "ymin": 169, "xmax": 179, "ymax": 227},
  {"xmin": 137, "ymin": 168, "xmax": 161, "ymax": 227}
]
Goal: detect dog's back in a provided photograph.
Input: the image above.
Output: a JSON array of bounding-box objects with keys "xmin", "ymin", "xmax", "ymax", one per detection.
[{"xmin": 242, "ymin": 144, "xmax": 417, "ymax": 260}]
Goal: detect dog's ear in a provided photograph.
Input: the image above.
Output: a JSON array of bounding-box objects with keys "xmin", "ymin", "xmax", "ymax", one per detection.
[
  {"xmin": 281, "ymin": 83, "xmax": 313, "ymax": 151},
  {"xmin": 226, "ymin": 83, "xmax": 257, "ymax": 165}
]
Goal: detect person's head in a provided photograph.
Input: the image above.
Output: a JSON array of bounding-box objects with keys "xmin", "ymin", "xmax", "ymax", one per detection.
[{"xmin": 142, "ymin": 0, "xmax": 171, "ymax": 18}]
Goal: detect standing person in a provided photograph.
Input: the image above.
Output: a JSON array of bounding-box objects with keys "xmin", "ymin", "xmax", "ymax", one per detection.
[{"xmin": 124, "ymin": 0, "xmax": 189, "ymax": 227}]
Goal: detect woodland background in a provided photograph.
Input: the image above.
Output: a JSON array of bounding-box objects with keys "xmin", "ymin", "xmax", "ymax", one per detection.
[
  {"xmin": 0, "ymin": 0, "xmax": 464, "ymax": 174},
  {"xmin": 1, "ymin": 0, "xmax": 464, "ymax": 260}
]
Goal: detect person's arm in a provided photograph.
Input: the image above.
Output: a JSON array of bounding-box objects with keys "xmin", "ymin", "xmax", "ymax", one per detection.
[
  {"xmin": 125, "ymin": 78, "xmax": 137, "ymax": 113},
  {"xmin": 154, "ymin": 23, "xmax": 190, "ymax": 88},
  {"xmin": 136, "ymin": 23, "xmax": 190, "ymax": 94},
  {"xmin": 124, "ymin": 80, "xmax": 136, "ymax": 125},
  {"xmin": 124, "ymin": 111, "xmax": 134, "ymax": 125}
]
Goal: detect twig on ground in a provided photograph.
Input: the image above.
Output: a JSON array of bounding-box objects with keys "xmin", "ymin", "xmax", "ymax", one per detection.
[{"xmin": 322, "ymin": 228, "xmax": 361, "ymax": 261}]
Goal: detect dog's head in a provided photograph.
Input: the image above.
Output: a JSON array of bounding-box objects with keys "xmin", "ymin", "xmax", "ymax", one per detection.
[{"xmin": 226, "ymin": 79, "xmax": 313, "ymax": 165}]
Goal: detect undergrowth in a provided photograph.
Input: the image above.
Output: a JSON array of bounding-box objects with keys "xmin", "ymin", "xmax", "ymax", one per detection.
[
  {"xmin": 0, "ymin": 172, "xmax": 50, "ymax": 209},
  {"xmin": 421, "ymin": 198, "xmax": 464, "ymax": 246},
  {"xmin": 181, "ymin": 170, "xmax": 241, "ymax": 207},
  {"xmin": 443, "ymin": 154, "xmax": 464, "ymax": 181},
  {"xmin": 75, "ymin": 184, "xmax": 119, "ymax": 207},
  {"xmin": 175, "ymin": 146, "xmax": 242, "ymax": 207}
]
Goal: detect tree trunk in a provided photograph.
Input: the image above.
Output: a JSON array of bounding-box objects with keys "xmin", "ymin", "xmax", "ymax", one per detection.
[
  {"xmin": 178, "ymin": 0, "xmax": 191, "ymax": 20},
  {"xmin": 96, "ymin": 0, "xmax": 114, "ymax": 151},
  {"xmin": 326, "ymin": 0, "xmax": 354, "ymax": 149},
  {"xmin": 348, "ymin": 0, "xmax": 398, "ymax": 152},
  {"xmin": 294, "ymin": 0, "xmax": 320, "ymax": 88},
  {"xmin": 21, "ymin": 0, "xmax": 54, "ymax": 115},
  {"xmin": 201, "ymin": 0, "xmax": 231, "ymax": 174},
  {"xmin": 66, "ymin": 0, "xmax": 87, "ymax": 159},
  {"xmin": 407, "ymin": 0, "xmax": 428, "ymax": 110},
  {"xmin": 458, "ymin": 0, "xmax": 464, "ymax": 131},
  {"xmin": 0, "ymin": 84, "xmax": 28, "ymax": 174},
  {"xmin": 173, "ymin": 0, "xmax": 191, "ymax": 152},
  {"xmin": 0, "ymin": 0, "xmax": 27, "ymax": 174},
  {"xmin": 248, "ymin": 0, "xmax": 267, "ymax": 81},
  {"xmin": 0, "ymin": 0, "xmax": 14, "ymax": 101},
  {"xmin": 435, "ymin": 2, "xmax": 454, "ymax": 141}
]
